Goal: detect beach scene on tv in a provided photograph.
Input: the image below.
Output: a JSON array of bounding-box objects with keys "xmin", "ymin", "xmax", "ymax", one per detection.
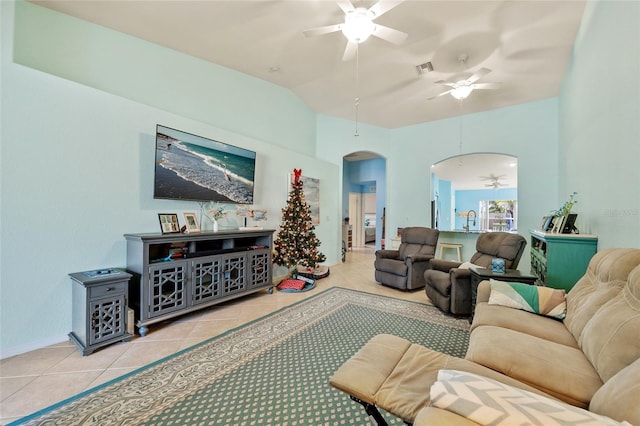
[{"xmin": 154, "ymin": 126, "xmax": 256, "ymax": 204}]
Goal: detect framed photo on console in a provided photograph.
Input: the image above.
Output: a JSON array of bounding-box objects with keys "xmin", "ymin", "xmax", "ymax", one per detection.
[
  {"xmin": 158, "ymin": 213, "xmax": 180, "ymax": 234},
  {"xmin": 183, "ymin": 212, "xmax": 200, "ymax": 233}
]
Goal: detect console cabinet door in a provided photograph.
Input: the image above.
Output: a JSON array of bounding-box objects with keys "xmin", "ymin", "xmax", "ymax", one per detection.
[
  {"xmin": 191, "ymin": 256, "xmax": 223, "ymax": 306},
  {"xmin": 249, "ymin": 249, "xmax": 271, "ymax": 288},
  {"xmin": 147, "ymin": 261, "xmax": 188, "ymax": 318},
  {"xmin": 221, "ymin": 253, "xmax": 247, "ymax": 296}
]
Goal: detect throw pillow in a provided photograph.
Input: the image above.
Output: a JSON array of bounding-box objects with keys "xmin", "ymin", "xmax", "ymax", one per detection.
[
  {"xmin": 429, "ymin": 370, "xmax": 631, "ymax": 426},
  {"xmin": 488, "ymin": 279, "xmax": 567, "ymax": 319}
]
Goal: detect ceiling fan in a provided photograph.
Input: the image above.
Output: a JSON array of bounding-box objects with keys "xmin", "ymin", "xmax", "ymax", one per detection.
[
  {"xmin": 303, "ymin": 0, "xmax": 408, "ymax": 61},
  {"xmin": 428, "ymin": 54, "xmax": 501, "ymax": 100},
  {"xmin": 480, "ymin": 174, "xmax": 507, "ymax": 189}
]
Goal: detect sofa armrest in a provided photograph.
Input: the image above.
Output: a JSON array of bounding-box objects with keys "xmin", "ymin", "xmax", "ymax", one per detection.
[
  {"xmin": 430, "ymin": 258, "xmax": 462, "ymax": 272},
  {"xmin": 375, "ymin": 249, "xmax": 400, "ymax": 260},
  {"xmin": 476, "ymin": 280, "xmax": 491, "ymax": 303}
]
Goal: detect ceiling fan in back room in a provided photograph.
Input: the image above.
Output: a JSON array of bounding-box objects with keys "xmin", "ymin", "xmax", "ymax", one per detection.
[
  {"xmin": 480, "ymin": 174, "xmax": 508, "ymax": 190},
  {"xmin": 429, "ymin": 54, "xmax": 502, "ymax": 101}
]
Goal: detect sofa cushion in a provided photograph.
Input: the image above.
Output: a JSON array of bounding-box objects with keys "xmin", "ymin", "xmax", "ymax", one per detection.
[
  {"xmin": 589, "ymin": 358, "xmax": 640, "ymax": 425},
  {"xmin": 564, "ymin": 249, "xmax": 640, "ymax": 342},
  {"xmin": 414, "ymin": 406, "xmax": 478, "ymax": 426},
  {"xmin": 430, "ymin": 370, "xmax": 629, "ymax": 426},
  {"xmin": 488, "ymin": 279, "xmax": 567, "ymax": 319},
  {"xmin": 579, "ymin": 264, "xmax": 640, "ymax": 383},
  {"xmin": 465, "ymin": 326, "xmax": 603, "ymax": 407},
  {"xmin": 471, "ymin": 302, "xmax": 578, "ymax": 348}
]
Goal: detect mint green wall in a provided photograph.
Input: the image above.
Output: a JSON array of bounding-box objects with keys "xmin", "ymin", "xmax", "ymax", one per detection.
[
  {"xmin": 12, "ymin": 1, "xmax": 317, "ymax": 157},
  {"xmin": 559, "ymin": 0, "xmax": 640, "ymax": 248},
  {"xmin": 1, "ymin": 1, "xmax": 338, "ymax": 357},
  {"xmin": 2, "ymin": 0, "xmax": 638, "ymax": 358},
  {"xmin": 317, "ymin": 100, "xmax": 559, "ymax": 259}
]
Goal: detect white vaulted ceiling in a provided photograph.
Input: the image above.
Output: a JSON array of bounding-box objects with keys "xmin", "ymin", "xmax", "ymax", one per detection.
[{"xmin": 31, "ymin": 0, "xmax": 586, "ymax": 129}]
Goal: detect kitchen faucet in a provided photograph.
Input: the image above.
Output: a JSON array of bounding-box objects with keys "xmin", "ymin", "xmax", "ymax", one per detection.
[{"xmin": 464, "ymin": 209, "xmax": 477, "ymax": 233}]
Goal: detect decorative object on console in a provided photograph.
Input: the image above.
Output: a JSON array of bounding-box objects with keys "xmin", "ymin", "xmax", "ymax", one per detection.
[
  {"xmin": 158, "ymin": 213, "xmax": 180, "ymax": 234},
  {"xmin": 549, "ymin": 192, "xmax": 579, "ymax": 233},
  {"xmin": 182, "ymin": 212, "xmax": 199, "ymax": 233},
  {"xmin": 236, "ymin": 206, "xmax": 268, "ymax": 230},
  {"xmin": 274, "ymin": 168, "xmax": 326, "ymax": 271},
  {"xmin": 206, "ymin": 202, "xmax": 227, "ymax": 232}
]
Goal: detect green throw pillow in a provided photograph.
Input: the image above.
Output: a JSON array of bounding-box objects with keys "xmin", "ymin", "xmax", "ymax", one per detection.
[{"xmin": 488, "ymin": 279, "xmax": 567, "ymax": 319}]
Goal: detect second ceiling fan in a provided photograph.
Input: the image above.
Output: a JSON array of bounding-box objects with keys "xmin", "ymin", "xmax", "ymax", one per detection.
[
  {"xmin": 303, "ymin": 0, "xmax": 408, "ymax": 61},
  {"xmin": 429, "ymin": 54, "xmax": 502, "ymax": 100}
]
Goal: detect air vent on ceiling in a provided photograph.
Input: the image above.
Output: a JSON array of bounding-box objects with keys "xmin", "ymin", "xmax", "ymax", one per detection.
[{"xmin": 416, "ymin": 61, "xmax": 434, "ymax": 75}]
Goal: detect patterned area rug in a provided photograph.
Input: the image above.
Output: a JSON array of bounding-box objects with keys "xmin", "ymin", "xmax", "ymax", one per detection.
[{"xmin": 13, "ymin": 287, "xmax": 470, "ymax": 425}]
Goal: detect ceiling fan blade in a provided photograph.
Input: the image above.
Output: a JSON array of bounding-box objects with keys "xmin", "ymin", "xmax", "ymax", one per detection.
[
  {"xmin": 303, "ymin": 24, "xmax": 342, "ymax": 38},
  {"xmin": 336, "ymin": 0, "xmax": 355, "ymax": 14},
  {"xmin": 434, "ymin": 80, "xmax": 457, "ymax": 88},
  {"xmin": 467, "ymin": 67, "xmax": 491, "ymax": 83},
  {"xmin": 372, "ymin": 24, "xmax": 408, "ymax": 45},
  {"xmin": 427, "ymin": 89, "xmax": 453, "ymax": 100},
  {"xmin": 369, "ymin": 0, "xmax": 404, "ymax": 18},
  {"xmin": 343, "ymin": 41, "xmax": 358, "ymax": 61},
  {"xmin": 473, "ymin": 82, "xmax": 501, "ymax": 90}
]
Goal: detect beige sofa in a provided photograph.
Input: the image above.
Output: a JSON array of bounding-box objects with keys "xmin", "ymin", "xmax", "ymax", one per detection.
[{"xmin": 330, "ymin": 248, "xmax": 640, "ymax": 425}]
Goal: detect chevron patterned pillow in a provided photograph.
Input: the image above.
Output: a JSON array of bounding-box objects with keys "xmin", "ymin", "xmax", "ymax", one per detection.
[
  {"xmin": 429, "ymin": 370, "xmax": 630, "ymax": 426},
  {"xmin": 488, "ymin": 279, "xmax": 567, "ymax": 319}
]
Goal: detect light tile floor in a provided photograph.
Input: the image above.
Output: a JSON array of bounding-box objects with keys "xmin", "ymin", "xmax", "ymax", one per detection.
[{"xmin": 0, "ymin": 248, "xmax": 428, "ymax": 424}]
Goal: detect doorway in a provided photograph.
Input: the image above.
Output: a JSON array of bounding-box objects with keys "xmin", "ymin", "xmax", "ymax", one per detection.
[{"xmin": 343, "ymin": 151, "xmax": 386, "ymax": 251}]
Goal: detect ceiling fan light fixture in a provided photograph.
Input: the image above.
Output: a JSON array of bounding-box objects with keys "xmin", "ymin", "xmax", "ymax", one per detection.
[
  {"xmin": 450, "ymin": 85, "xmax": 474, "ymax": 100},
  {"xmin": 342, "ymin": 9, "xmax": 375, "ymax": 43}
]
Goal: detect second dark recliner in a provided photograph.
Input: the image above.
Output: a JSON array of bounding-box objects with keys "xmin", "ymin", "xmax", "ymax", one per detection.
[
  {"xmin": 424, "ymin": 232, "xmax": 527, "ymax": 315},
  {"xmin": 374, "ymin": 227, "xmax": 439, "ymax": 291}
]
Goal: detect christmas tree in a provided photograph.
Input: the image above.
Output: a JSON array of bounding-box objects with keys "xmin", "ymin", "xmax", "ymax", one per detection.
[{"xmin": 273, "ymin": 168, "xmax": 326, "ymax": 270}]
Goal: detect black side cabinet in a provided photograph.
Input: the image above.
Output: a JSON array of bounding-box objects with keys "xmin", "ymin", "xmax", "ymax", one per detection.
[{"xmin": 69, "ymin": 269, "xmax": 133, "ymax": 355}]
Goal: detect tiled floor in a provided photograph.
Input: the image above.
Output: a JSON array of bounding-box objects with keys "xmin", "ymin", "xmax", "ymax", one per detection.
[{"xmin": 0, "ymin": 248, "xmax": 428, "ymax": 424}]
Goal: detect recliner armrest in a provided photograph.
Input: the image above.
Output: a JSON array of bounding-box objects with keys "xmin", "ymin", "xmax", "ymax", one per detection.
[
  {"xmin": 450, "ymin": 268, "xmax": 472, "ymax": 280},
  {"xmin": 430, "ymin": 258, "xmax": 462, "ymax": 272},
  {"xmin": 406, "ymin": 254, "xmax": 434, "ymax": 264},
  {"xmin": 375, "ymin": 249, "xmax": 400, "ymax": 260}
]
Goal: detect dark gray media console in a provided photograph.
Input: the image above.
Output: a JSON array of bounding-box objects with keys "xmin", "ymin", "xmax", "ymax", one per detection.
[{"xmin": 124, "ymin": 229, "xmax": 274, "ymax": 336}]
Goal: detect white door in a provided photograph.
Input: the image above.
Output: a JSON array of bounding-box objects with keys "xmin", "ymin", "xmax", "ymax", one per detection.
[{"xmin": 349, "ymin": 193, "xmax": 363, "ymax": 247}]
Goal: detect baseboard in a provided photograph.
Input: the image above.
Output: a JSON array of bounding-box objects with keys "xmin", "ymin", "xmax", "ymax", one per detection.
[{"xmin": 1, "ymin": 333, "xmax": 70, "ymax": 360}]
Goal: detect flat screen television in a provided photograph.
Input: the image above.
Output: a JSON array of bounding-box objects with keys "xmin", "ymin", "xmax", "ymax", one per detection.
[{"xmin": 154, "ymin": 125, "xmax": 256, "ymax": 204}]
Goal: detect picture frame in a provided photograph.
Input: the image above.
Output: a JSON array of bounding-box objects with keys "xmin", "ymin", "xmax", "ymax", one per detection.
[
  {"xmin": 183, "ymin": 212, "xmax": 200, "ymax": 233},
  {"xmin": 158, "ymin": 213, "xmax": 180, "ymax": 234},
  {"xmin": 288, "ymin": 173, "xmax": 320, "ymax": 224}
]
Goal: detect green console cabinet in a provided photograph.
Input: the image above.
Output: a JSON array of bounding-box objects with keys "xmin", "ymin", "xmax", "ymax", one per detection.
[{"xmin": 530, "ymin": 230, "xmax": 598, "ymax": 291}]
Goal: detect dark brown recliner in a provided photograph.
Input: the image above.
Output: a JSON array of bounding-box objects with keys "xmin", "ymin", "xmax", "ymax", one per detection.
[
  {"xmin": 424, "ymin": 232, "xmax": 527, "ymax": 315},
  {"xmin": 374, "ymin": 227, "xmax": 439, "ymax": 290}
]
